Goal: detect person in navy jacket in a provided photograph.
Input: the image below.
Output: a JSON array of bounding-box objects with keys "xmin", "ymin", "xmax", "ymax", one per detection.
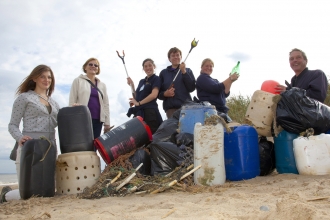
[
  {"xmin": 158, "ymin": 47, "xmax": 196, "ymax": 118},
  {"xmin": 196, "ymin": 58, "xmax": 239, "ymax": 121},
  {"xmin": 126, "ymin": 58, "xmax": 163, "ymax": 134},
  {"xmin": 276, "ymin": 48, "xmax": 328, "ymax": 103}
]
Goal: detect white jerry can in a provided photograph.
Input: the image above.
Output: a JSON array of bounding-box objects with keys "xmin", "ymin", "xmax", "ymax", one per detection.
[
  {"xmin": 293, "ymin": 134, "xmax": 330, "ymax": 175},
  {"xmin": 194, "ymin": 122, "xmax": 226, "ymax": 186}
]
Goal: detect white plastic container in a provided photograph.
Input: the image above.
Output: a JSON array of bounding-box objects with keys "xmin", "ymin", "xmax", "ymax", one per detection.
[
  {"xmin": 194, "ymin": 122, "xmax": 226, "ymax": 186},
  {"xmin": 245, "ymin": 90, "xmax": 275, "ymax": 137},
  {"xmin": 56, "ymin": 151, "xmax": 101, "ymax": 195},
  {"xmin": 293, "ymin": 134, "xmax": 330, "ymax": 175}
]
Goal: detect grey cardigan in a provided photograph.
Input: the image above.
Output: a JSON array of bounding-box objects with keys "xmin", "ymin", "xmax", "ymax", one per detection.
[{"xmin": 8, "ymin": 90, "xmax": 60, "ymax": 142}]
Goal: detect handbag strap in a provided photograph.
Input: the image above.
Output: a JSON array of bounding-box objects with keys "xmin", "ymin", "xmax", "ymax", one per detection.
[{"xmin": 85, "ymin": 79, "xmax": 103, "ymax": 99}]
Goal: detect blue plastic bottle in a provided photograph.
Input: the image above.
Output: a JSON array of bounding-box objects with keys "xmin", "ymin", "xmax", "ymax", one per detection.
[
  {"xmin": 224, "ymin": 125, "xmax": 260, "ymax": 181},
  {"xmin": 179, "ymin": 104, "xmax": 217, "ymax": 134},
  {"xmin": 274, "ymin": 130, "xmax": 299, "ymax": 174}
]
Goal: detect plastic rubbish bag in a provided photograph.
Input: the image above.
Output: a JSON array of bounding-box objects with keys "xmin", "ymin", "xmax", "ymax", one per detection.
[
  {"xmin": 129, "ymin": 148, "xmax": 151, "ymax": 176},
  {"xmin": 152, "ymin": 117, "xmax": 179, "ymax": 143},
  {"xmin": 259, "ymin": 137, "xmax": 275, "ymax": 176},
  {"xmin": 175, "ymin": 132, "xmax": 194, "ymax": 148},
  {"xmin": 150, "ymin": 142, "xmax": 183, "ymax": 176},
  {"xmin": 276, "ymin": 87, "xmax": 330, "ymax": 134}
]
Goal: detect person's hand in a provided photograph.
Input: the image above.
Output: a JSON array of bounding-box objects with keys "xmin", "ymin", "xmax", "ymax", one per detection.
[
  {"xmin": 180, "ymin": 62, "xmax": 187, "ymax": 74},
  {"xmin": 72, "ymin": 103, "xmax": 81, "ymax": 107},
  {"xmin": 275, "ymin": 84, "xmax": 286, "ymax": 93},
  {"xmin": 164, "ymin": 87, "xmax": 175, "ymax": 97},
  {"xmin": 127, "ymin": 77, "xmax": 134, "ymax": 86},
  {"xmin": 19, "ymin": 135, "xmax": 32, "ymax": 146},
  {"xmin": 229, "ymin": 73, "xmax": 239, "ymax": 82},
  {"xmin": 103, "ymin": 125, "xmax": 114, "ymax": 133},
  {"xmin": 129, "ymin": 98, "xmax": 139, "ymax": 106}
]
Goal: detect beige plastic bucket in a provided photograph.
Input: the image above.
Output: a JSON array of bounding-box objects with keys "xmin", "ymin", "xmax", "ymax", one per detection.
[
  {"xmin": 56, "ymin": 151, "xmax": 101, "ymax": 195},
  {"xmin": 245, "ymin": 90, "xmax": 275, "ymax": 137}
]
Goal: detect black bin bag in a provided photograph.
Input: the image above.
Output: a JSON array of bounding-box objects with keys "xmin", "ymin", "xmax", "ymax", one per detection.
[
  {"xmin": 276, "ymin": 87, "xmax": 330, "ymax": 135},
  {"xmin": 259, "ymin": 137, "xmax": 275, "ymax": 176},
  {"xmin": 149, "ymin": 142, "xmax": 183, "ymax": 176},
  {"xmin": 152, "ymin": 118, "xmax": 179, "ymax": 143},
  {"xmin": 129, "ymin": 148, "xmax": 151, "ymax": 176}
]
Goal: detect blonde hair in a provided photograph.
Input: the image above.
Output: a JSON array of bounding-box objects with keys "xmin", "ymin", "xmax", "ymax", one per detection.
[{"xmin": 201, "ymin": 58, "xmax": 214, "ymax": 68}]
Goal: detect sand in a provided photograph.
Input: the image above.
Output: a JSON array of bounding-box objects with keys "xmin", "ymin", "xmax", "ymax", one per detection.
[{"xmin": 1, "ymin": 172, "xmax": 330, "ymax": 220}]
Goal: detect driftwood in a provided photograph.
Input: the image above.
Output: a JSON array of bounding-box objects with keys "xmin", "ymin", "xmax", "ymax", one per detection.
[
  {"xmin": 115, "ymin": 163, "xmax": 143, "ymax": 191},
  {"xmin": 161, "ymin": 208, "xmax": 176, "ymax": 219},
  {"xmin": 150, "ymin": 165, "xmax": 202, "ymax": 194},
  {"xmin": 306, "ymin": 197, "xmax": 329, "ymax": 201},
  {"xmin": 106, "ymin": 171, "xmax": 122, "ymax": 187}
]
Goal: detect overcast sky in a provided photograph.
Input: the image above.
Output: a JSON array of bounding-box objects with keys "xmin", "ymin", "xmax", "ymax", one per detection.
[{"xmin": 0, "ymin": 0, "xmax": 329, "ymax": 173}]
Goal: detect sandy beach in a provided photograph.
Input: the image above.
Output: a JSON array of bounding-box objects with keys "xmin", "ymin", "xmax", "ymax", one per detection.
[{"xmin": 1, "ymin": 172, "xmax": 330, "ymax": 220}]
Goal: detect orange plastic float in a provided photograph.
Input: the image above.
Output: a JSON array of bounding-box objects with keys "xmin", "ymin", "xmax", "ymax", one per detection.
[{"xmin": 261, "ymin": 80, "xmax": 280, "ymax": 94}]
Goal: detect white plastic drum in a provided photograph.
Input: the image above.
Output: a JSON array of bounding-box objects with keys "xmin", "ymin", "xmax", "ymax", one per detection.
[
  {"xmin": 245, "ymin": 90, "xmax": 275, "ymax": 137},
  {"xmin": 293, "ymin": 134, "xmax": 330, "ymax": 175},
  {"xmin": 194, "ymin": 122, "xmax": 226, "ymax": 186},
  {"xmin": 56, "ymin": 151, "xmax": 101, "ymax": 195}
]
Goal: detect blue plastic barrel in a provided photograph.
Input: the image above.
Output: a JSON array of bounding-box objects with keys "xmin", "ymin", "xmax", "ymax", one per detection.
[
  {"xmin": 274, "ymin": 130, "xmax": 299, "ymax": 174},
  {"xmin": 179, "ymin": 104, "xmax": 217, "ymax": 134},
  {"xmin": 224, "ymin": 125, "xmax": 260, "ymax": 181}
]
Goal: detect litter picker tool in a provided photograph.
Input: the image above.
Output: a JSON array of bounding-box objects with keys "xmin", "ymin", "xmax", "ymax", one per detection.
[
  {"xmin": 116, "ymin": 50, "xmax": 135, "ymax": 106},
  {"xmin": 168, "ymin": 38, "xmax": 199, "ymax": 89}
]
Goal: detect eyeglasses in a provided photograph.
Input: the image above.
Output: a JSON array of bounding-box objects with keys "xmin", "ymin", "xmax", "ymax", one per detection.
[{"xmin": 88, "ymin": 63, "xmax": 99, "ymax": 68}]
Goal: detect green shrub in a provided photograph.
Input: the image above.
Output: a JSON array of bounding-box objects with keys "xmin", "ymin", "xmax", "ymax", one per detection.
[{"xmin": 227, "ymin": 94, "xmax": 250, "ymax": 124}]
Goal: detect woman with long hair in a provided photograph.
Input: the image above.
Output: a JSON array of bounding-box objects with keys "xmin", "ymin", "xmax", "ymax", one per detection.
[
  {"xmin": 126, "ymin": 58, "xmax": 163, "ymax": 134},
  {"xmin": 2, "ymin": 65, "xmax": 60, "ymax": 203}
]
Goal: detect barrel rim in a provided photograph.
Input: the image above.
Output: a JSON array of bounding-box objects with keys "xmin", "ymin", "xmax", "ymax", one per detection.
[
  {"xmin": 136, "ymin": 116, "xmax": 153, "ymax": 141},
  {"xmin": 94, "ymin": 139, "xmax": 110, "ymax": 164}
]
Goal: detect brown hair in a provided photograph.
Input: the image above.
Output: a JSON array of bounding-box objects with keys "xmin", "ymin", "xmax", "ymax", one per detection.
[
  {"xmin": 167, "ymin": 47, "xmax": 182, "ymax": 60},
  {"xmin": 16, "ymin": 65, "xmax": 55, "ymax": 96},
  {"xmin": 82, "ymin": 58, "xmax": 100, "ymax": 75},
  {"xmin": 142, "ymin": 58, "xmax": 156, "ymax": 68},
  {"xmin": 201, "ymin": 58, "xmax": 214, "ymax": 68},
  {"xmin": 289, "ymin": 48, "xmax": 308, "ymax": 61}
]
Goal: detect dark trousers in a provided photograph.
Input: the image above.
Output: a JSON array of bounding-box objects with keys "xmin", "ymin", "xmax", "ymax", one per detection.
[
  {"xmin": 144, "ymin": 108, "xmax": 161, "ymax": 134},
  {"xmin": 165, "ymin": 108, "xmax": 179, "ymax": 119},
  {"xmin": 92, "ymin": 119, "xmax": 103, "ymax": 139},
  {"xmin": 92, "ymin": 119, "xmax": 103, "ymax": 152}
]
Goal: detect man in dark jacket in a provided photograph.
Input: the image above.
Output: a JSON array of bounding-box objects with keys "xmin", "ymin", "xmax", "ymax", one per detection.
[
  {"xmin": 276, "ymin": 48, "xmax": 328, "ymax": 103},
  {"xmin": 158, "ymin": 47, "xmax": 196, "ymax": 118}
]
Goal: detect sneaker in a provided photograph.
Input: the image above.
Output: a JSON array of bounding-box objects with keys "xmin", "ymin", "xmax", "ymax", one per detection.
[{"xmin": 0, "ymin": 186, "xmax": 12, "ymax": 203}]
